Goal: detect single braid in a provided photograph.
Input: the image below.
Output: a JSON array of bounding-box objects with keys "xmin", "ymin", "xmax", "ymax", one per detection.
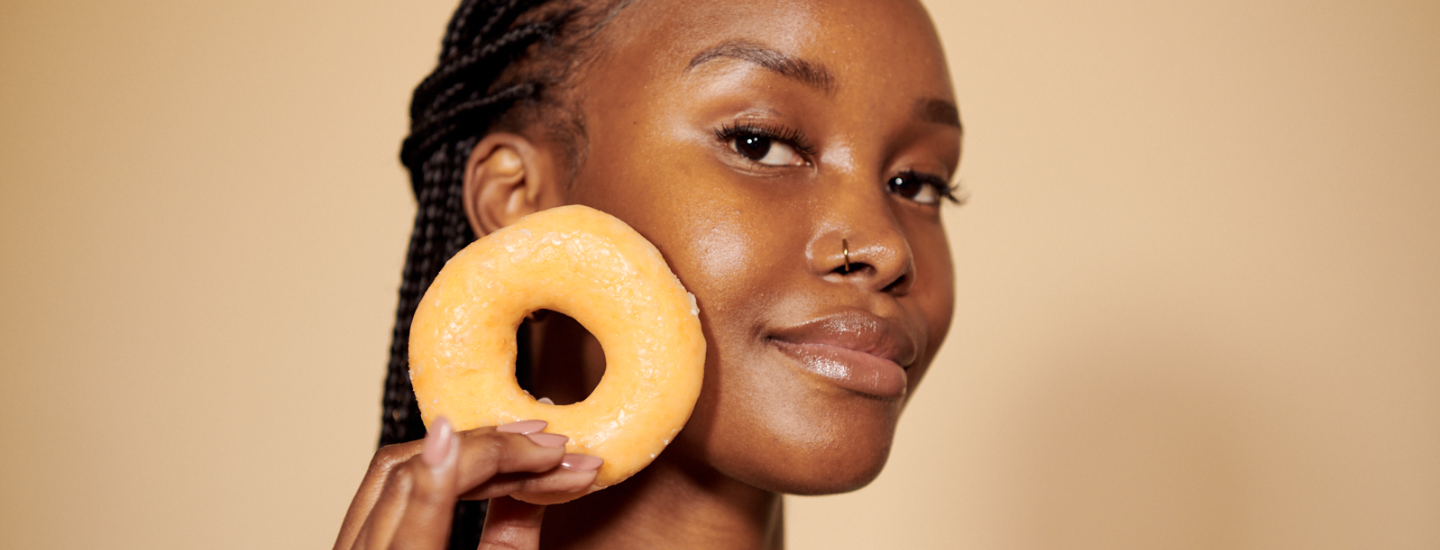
[{"xmin": 381, "ymin": 0, "xmax": 626, "ymax": 546}]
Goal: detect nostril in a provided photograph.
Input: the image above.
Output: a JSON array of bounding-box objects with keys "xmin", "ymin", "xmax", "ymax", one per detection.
[
  {"xmin": 835, "ymin": 261, "xmax": 871, "ymax": 276},
  {"xmin": 882, "ymin": 273, "xmax": 908, "ymax": 294}
]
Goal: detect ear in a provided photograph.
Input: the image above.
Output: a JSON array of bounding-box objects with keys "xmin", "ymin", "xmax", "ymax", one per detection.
[{"xmin": 463, "ymin": 132, "xmax": 565, "ymax": 237}]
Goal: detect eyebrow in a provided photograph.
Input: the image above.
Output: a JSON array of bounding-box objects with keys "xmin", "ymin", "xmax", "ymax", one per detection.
[
  {"xmin": 686, "ymin": 41, "xmax": 962, "ymax": 132},
  {"xmin": 916, "ymin": 98, "xmax": 963, "ymax": 131},
  {"xmin": 686, "ymin": 41, "xmax": 836, "ymax": 94}
]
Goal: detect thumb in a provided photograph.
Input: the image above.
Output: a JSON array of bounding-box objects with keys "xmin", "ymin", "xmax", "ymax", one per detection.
[
  {"xmin": 478, "ymin": 497, "xmax": 546, "ymax": 550},
  {"xmin": 380, "ymin": 417, "xmax": 460, "ymax": 550}
]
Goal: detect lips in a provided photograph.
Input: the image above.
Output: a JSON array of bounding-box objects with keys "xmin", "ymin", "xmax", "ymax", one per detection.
[{"xmin": 769, "ymin": 312, "xmax": 920, "ymax": 398}]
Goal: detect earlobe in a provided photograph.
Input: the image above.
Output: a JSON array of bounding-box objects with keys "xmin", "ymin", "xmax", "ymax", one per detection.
[{"xmin": 462, "ymin": 133, "xmax": 563, "ymax": 237}]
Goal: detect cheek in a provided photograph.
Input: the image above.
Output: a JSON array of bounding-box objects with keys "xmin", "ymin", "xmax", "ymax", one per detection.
[
  {"xmin": 665, "ymin": 203, "xmax": 788, "ymax": 369},
  {"xmin": 902, "ymin": 219, "xmax": 956, "ymax": 395},
  {"xmin": 923, "ymin": 224, "xmax": 956, "ymax": 337},
  {"xmin": 916, "ymin": 228, "xmax": 955, "ymax": 327},
  {"xmin": 688, "ymin": 220, "xmax": 761, "ymax": 294}
]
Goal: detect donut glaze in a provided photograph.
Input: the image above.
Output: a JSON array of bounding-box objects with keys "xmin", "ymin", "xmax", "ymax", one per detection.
[{"xmin": 409, "ymin": 205, "xmax": 705, "ymax": 504}]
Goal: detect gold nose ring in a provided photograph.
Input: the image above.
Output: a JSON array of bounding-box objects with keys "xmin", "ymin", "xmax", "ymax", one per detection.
[{"xmin": 842, "ymin": 239, "xmax": 851, "ymax": 273}]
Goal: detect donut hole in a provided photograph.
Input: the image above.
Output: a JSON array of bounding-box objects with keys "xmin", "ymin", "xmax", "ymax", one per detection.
[{"xmin": 526, "ymin": 309, "xmax": 607, "ymax": 405}]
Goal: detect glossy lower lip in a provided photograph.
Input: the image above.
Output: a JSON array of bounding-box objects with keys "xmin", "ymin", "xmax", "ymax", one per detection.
[{"xmin": 772, "ymin": 341, "xmax": 908, "ymax": 398}]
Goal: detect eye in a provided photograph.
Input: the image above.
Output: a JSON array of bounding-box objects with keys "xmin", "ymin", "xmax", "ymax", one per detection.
[
  {"xmin": 716, "ymin": 123, "xmax": 814, "ymax": 167},
  {"xmin": 731, "ymin": 135, "xmax": 804, "ymax": 166},
  {"xmin": 887, "ymin": 170, "xmax": 957, "ymax": 205}
]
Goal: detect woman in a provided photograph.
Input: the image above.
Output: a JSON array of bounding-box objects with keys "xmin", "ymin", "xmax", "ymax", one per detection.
[{"xmin": 336, "ymin": 0, "xmax": 963, "ymax": 547}]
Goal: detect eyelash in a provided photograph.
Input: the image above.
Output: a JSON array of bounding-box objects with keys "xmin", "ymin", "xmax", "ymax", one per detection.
[
  {"xmin": 714, "ymin": 122, "xmax": 817, "ymax": 159},
  {"xmin": 713, "ymin": 122, "xmax": 960, "ymax": 204}
]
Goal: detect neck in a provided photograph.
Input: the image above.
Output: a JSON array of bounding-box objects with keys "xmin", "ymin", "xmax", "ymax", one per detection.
[{"xmin": 538, "ymin": 453, "xmax": 783, "ymax": 550}]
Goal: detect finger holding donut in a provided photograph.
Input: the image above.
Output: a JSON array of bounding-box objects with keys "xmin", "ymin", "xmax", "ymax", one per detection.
[{"xmin": 333, "ymin": 417, "xmax": 603, "ymax": 550}]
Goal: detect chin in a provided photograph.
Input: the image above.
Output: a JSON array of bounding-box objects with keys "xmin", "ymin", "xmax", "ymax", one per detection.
[
  {"xmin": 769, "ymin": 446, "xmax": 894, "ymax": 495},
  {"xmin": 723, "ymin": 407, "xmax": 903, "ymax": 496}
]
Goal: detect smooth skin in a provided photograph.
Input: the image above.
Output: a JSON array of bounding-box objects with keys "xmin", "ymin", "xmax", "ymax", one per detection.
[{"xmin": 335, "ymin": 0, "xmax": 961, "ymax": 548}]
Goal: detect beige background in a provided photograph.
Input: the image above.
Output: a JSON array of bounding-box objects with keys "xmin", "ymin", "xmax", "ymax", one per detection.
[{"xmin": 1, "ymin": 0, "xmax": 1436, "ymax": 548}]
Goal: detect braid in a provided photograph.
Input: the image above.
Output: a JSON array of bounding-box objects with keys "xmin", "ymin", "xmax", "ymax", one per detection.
[
  {"xmin": 401, "ymin": 0, "xmax": 561, "ymax": 169},
  {"xmin": 380, "ymin": 0, "xmax": 627, "ymax": 546},
  {"xmin": 380, "ymin": 138, "xmax": 478, "ymax": 449},
  {"xmin": 402, "ymin": 82, "xmax": 537, "ymax": 169}
]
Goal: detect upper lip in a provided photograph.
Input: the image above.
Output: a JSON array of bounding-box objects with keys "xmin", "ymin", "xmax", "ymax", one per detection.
[{"xmin": 768, "ymin": 311, "xmax": 921, "ymax": 368}]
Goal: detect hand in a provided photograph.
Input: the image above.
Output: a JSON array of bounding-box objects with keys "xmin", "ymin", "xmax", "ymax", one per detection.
[{"xmin": 333, "ymin": 418, "xmax": 602, "ymax": 550}]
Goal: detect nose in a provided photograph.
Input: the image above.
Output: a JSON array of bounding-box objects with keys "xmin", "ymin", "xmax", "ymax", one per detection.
[{"xmin": 807, "ymin": 179, "xmax": 915, "ymax": 296}]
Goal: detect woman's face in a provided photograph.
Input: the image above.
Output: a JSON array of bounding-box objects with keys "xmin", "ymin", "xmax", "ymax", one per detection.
[{"xmin": 560, "ymin": 0, "xmax": 960, "ymax": 494}]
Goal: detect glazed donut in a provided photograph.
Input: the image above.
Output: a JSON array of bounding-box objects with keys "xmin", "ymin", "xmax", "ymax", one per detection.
[{"xmin": 408, "ymin": 205, "xmax": 705, "ymax": 504}]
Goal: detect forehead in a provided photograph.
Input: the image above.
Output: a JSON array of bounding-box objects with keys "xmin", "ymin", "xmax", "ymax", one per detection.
[{"xmin": 590, "ymin": 0, "xmax": 955, "ymax": 102}]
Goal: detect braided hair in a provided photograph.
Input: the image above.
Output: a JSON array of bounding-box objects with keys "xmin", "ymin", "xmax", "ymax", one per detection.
[{"xmin": 381, "ymin": 0, "xmax": 627, "ymax": 545}]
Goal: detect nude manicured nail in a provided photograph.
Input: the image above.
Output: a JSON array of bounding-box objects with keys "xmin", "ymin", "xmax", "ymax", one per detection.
[
  {"xmin": 561, "ymin": 453, "xmax": 603, "ymax": 472},
  {"xmin": 422, "ymin": 416, "xmax": 453, "ymax": 469},
  {"xmin": 538, "ymin": 397, "xmax": 555, "ymax": 405},
  {"xmin": 496, "ymin": 420, "xmax": 547, "ymax": 434},
  {"xmin": 525, "ymin": 433, "xmax": 569, "ymax": 448}
]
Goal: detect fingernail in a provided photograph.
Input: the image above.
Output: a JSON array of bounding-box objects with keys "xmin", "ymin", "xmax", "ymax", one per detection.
[
  {"xmin": 561, "ymin": 453, "xmax": 603, "ymax": 472},
  {"xmin": 497, "ymin": 420, "xmax": 547, "ymax": 434},
  {"xmin": 538, "ymin": 397, "xmax": 555, "ymax": 405},
  {"xmin": 422, "ymin": 417, "xmax": 453, "ymax": 469},
  {"xmin": 525, "ymin": 433, "xmax": 569, "ymax": 448}
]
